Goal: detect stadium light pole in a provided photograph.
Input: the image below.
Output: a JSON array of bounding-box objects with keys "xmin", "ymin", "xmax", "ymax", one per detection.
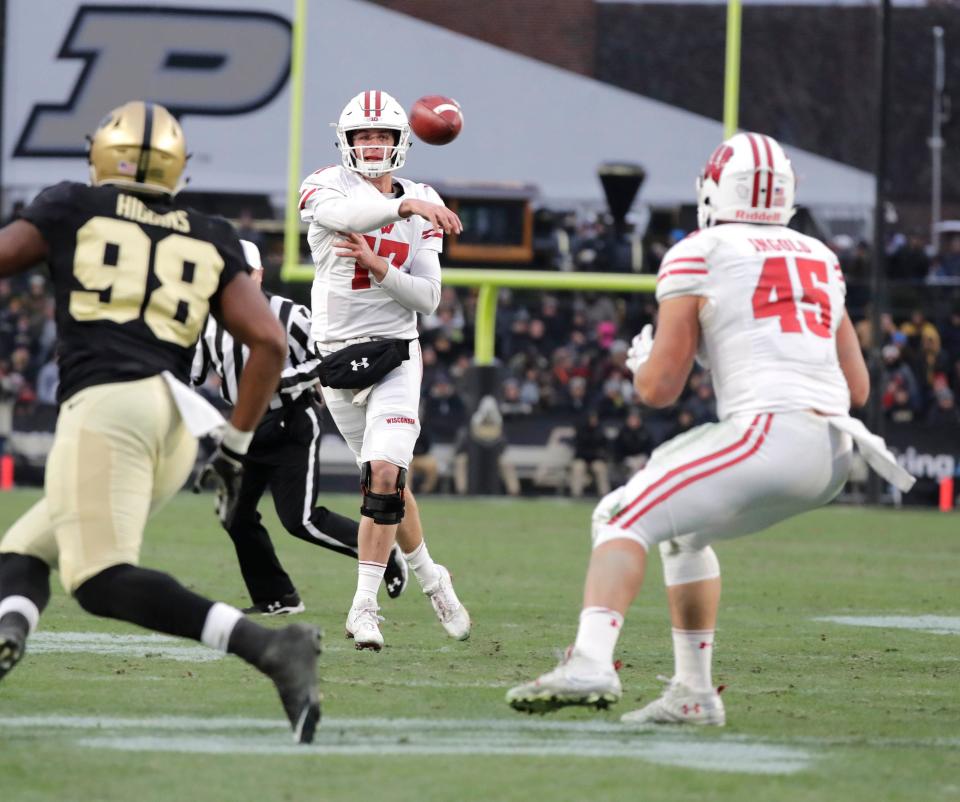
[
  {"xmin": 282, "ymin": 0, "xmax": 307, "ymax": 279},
  {"xmin": 929, "ymin": 26, "xmax": 945, "ymax": 253},
  {"xmin": 868, "ymin": 0, "xmax": 892, "ymax": 505},
  {"xmin": 723, "ymin": 0, "xmax": 742, "ymax": 138}
]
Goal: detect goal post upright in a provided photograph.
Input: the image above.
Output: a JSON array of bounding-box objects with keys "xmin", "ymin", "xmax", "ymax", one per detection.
[{"xmin": 724, "ymin": 0, "xmax": 742, "ymax": 139}]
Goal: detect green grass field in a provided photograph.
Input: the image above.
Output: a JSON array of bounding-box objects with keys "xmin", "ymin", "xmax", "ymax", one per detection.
[{"xmin": 0, "ymin": 489, "xmax": 957, "ymax": 801}]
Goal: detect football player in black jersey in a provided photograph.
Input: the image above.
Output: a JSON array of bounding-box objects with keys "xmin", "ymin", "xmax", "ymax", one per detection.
[{"xmin": 0, "ymin": 101, "xmax": 321, "ymax": 743}]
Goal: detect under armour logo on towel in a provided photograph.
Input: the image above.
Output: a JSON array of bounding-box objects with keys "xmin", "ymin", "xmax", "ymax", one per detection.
[{"xmin": 351, "ymin": 358, "xmax": 370, "ymax": 371}]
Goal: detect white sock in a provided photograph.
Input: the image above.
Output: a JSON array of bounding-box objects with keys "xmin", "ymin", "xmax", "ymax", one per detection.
[
  {"xmin": 200, "ymin": 602, "xmax": 243, "ymax": 652},
  {"xmin": 672, "ymin": 628, "xmax": 715, "ymax": 692},
  {"xmin": 354, "ymin": 561, "xmax": 386, "ymax": 607},
  {"xmin": 0, "ymin": 595, "xmax": 41, "ymax": 635},
  {"xmin": 403, "ymin": 541, "xmax": 440, "ymax": 588},
  {"xmin": 572, "ymin": 606, "xmax": 624, "ymax": 666}
]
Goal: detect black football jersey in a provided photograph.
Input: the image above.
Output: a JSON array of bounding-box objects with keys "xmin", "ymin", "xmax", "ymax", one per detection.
[{"xmin": 21, "ymin": 181, "xmax": 247, "ymax": 403}]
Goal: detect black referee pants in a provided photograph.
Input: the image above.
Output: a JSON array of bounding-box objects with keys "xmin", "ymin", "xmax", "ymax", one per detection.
[{"xmin": 225, "ymin": 401, "xmax": 359, "ymax": 604}]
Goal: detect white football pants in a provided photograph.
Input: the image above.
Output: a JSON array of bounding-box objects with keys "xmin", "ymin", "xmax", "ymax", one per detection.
[
  {"xmin": 592, "ymin": 411, "xmax": 853, "ymax": 553},
  {"xmin": 318, "ymin": 339, "xmax": 422, "ymax": 470}
]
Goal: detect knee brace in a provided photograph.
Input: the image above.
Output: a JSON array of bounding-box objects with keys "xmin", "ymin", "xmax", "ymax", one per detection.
[
  {"xmin": 659, "ymin": 540, "xmax": 720, "ymax": 586},
  {"xmin": 360, "ymin": 462, "xmax": 407, "ymax": 525}
]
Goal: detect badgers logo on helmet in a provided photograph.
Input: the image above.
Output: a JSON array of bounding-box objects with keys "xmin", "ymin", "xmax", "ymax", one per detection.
[{"xmin": 703, "ymin": 144, "xmax": 734, "ymax": 184}]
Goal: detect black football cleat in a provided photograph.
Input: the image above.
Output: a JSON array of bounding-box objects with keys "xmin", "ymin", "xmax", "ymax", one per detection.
[
  {"xmin": 383, "ymin": 545, "xmax": 409, "ymax": 600},
  {"xmin": 242, "ymin": 592, "xmax": 305, "ymax": 616},
  {"xmin": 260, "ymin": 624, "xmax": 322, "ymax": 744},
  {"xmin": 0, "ymin": 620, "xmax": 27, "ymax": 682}
]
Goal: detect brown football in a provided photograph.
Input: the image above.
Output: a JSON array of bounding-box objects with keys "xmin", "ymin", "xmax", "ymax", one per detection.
[{"xmin": 409, "ymin": 95, "xmax": 463, "ymax": 145}]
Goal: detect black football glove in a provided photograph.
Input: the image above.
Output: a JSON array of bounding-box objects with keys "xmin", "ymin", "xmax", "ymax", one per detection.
[{"xmin": 192, "ymin": 445, "xmax": 245, "ymax": 529}]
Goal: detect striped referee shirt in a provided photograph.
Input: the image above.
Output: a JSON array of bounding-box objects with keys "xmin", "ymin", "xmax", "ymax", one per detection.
[{"xmin": 191, "ymin": 293, "xmax": 322, "ymax": 410}]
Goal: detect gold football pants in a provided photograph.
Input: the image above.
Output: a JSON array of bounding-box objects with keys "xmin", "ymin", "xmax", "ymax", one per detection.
[{"xmin": 1, "ymin": 376, "xmax": 196, "ymax": 592}]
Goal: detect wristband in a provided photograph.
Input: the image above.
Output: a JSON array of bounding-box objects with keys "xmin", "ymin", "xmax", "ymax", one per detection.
[{"xmin": 221, "ymin": 422, "xmax": 254, "ymax": 455}]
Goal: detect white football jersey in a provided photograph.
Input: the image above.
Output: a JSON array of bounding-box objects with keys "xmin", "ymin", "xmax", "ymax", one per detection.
[
  {"xmin": 299, "ymin": 165, "xmax": 443, "ymax": 343},
  {"xmin": 656, "ymin": 224, "xmax": 850, "ymax": 419}
]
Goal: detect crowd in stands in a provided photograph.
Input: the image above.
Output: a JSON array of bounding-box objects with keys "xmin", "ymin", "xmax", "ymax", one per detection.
[{"xmin": 4, "ymin": 215, "xmax": 960, "ymax": 496}]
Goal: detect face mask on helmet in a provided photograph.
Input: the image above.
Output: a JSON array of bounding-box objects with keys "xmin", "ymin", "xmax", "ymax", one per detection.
[
  {"xmin": 87, "ymin": 101, "xmax": 187, "ymax": 194},
  {"xmin": 334, "ymin": 90, "xmax": 411, "ymax": 178},
  {"xmin": 696, "ymin": 132, "xmax": 796, "ymax": 229}
]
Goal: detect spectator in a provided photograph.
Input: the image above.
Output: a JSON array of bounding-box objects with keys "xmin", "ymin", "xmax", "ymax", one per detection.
[
  {"xmin": 453, "ymin": 396, "xmax": 520, "ymax": 496},
  {"xmin": 34, "ymin": 298, "xmax": 57, "ymax": 363},
  {"xmin": 422, "ymin": 286, "xmax": 465, "ymax": 333},
  {"xmin": 569, "ymin": 411, "xmax": 610, "ymax": 498},
  {"xmin": 888, "ymin": 232, "xmax": 930, "ymax": 281},
  {"xmin": 500, "ymin": 378, "xmax": 532, "ymax": 417},
  {"xmin": 422, "ymin": 373, "xmax": 467, "ymax": 442},
  {"xmin": 668, "ymin": 408, "xmax": 697, "ymax": 439},
  {"xmin": 939, "ymin": 234, "xmax": 960, "ymax": 277},
  {"xmin": 939, "ymin": 308, "xmax": 960, "ymax": 376},
  {"xmin": 528, "ymin": 317, "xmax": 557, "ymax": 355},
  {"xmin": 235, "ymin": 208, "xmax": 265, "ymax": 252},
  {"xmin": 420, "ymin": 344, "xmax": 441, "ymax": 393},
  {"xmin": 8, "ymin": 347, "xmax": 35, "ymax": 403},
  {"xmin": 887, "ymin": 385, "xmax": 915, "ymax": 424},
  {"xmin": 682, "ymin": 373, "xmax": 717, "ymax": 425},
  {"xmin": 556, "ymin": 374, "xmax": 591, "ymax": 416},
  {"xmin": 518, "ymin": 367, "xmax": 542, "ymax": 408},
  {"xmin": 880, "ymin": 344, "xmax": 922, "ymax": 413},
  {"xmin": 0, "ymin": 360, "xmax": 20, "ymax": 455},
  {"xmin": 927, "ymin": 386, "xmax": 960, "ymax": 425},
  {"xmin": 35, "ymin": 353, "xmax": 59, "ymax": 405},
  {"xmin": 410, "ymin": 427, "xmax": 439, "ymax": 494},
  {"xmin": 539, "ymin": 295, "xmax": 569, "ymax": 346},
  {"xmin": 613, "ymin": 408, "xmax": 652, "ymax": 479},
  {"xmin": 596, "ymin": 377, "xmax": 630, "ymax": 420}
]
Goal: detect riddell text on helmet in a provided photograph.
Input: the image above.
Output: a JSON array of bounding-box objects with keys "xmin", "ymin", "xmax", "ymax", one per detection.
[{"xmin": 734, "ymin": 210, "xmax": 783, "ymax": 222}]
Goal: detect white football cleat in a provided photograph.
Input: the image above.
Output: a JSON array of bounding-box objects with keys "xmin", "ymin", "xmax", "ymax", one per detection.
[
  {"xmin": 620, "ymin": 676, "xmax": 726, "ymax": 726},
  {"xmin": 506, "ymin": 648, "xmax": 622, "ymax": 714},
  {"xmin": 344, "ymin": 600, "xmax": 385, "ymax": 651},
  {"xmin": 423, "ymin": 565, "xmax": 470, "ymax": 640}
]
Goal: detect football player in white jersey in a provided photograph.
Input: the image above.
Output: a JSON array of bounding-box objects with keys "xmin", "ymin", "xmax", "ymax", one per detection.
[
  {"xmin": 507, "ymin": 132, "xmax": 915, "ymax": 724},
  {"xmin": 298, "ymin": 90, "xmax": 470, "ymax": 650}
]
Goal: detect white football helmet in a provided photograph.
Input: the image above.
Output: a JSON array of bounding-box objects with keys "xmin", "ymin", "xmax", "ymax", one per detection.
[
  {"xmin": 334, "ymin": 90, "xmax": 411, "ymax": 178},
  {"xmin": 696, "ymin": 132, "xmax": 796, "ymax": 229}
]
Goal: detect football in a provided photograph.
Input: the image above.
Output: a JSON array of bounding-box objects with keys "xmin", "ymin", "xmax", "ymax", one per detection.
[{"xmin": 409, "ymin": 95, "xmax": 463, "ymax": 145}]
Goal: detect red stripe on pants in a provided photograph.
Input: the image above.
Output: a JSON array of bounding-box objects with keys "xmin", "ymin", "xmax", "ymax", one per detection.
[
  {"xmin": 609, "ymin": 414, "xmax": 763, "ymax": 526},
  {"xmin": 619, "ymin": 414, "xmax": 774, "ymax": 529}
]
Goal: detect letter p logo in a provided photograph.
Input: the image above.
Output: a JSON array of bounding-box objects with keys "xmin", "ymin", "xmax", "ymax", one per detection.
[{"xmin": 15, "ymin": 6, "xmax": 291, "ymax": 157}]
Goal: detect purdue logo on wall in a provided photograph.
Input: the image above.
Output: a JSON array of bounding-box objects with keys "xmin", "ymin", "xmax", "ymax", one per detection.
[{"xmin": 15, "ymin": 5, "xmax": 291, "ymax": 158}]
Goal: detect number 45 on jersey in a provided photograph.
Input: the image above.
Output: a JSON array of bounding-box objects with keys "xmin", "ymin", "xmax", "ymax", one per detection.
[{"xmin": 752, "ymin": 256, "xmax": 836, "ymax": 338}]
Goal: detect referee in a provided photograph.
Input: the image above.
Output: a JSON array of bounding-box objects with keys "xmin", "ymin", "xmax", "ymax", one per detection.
[{"xmin": 191, "ymin": 241, "xmax": 407, "ymax": 614}]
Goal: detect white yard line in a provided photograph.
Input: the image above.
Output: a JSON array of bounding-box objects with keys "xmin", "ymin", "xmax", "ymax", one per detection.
[
  {"xmin": 27, "ymin": 632, "xmax": 223, "ymax": 662},
  {"xmin": 73, "ymin": 733, "xmax": 810, "ymax": 773},
  {"xmin": 0, "ymin": 713, "xmax": 808, "ymax": 773},
  {"xmin": 24, "ymin": 632, "xmax": 452, "ymax": 663},
  {"xmin": 814, "ymin": 615, "xmax": 960, "ymax": 635},
  {"xmin": 2, "ymin": 714, "xmax": 957, "ymax": 773}
]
